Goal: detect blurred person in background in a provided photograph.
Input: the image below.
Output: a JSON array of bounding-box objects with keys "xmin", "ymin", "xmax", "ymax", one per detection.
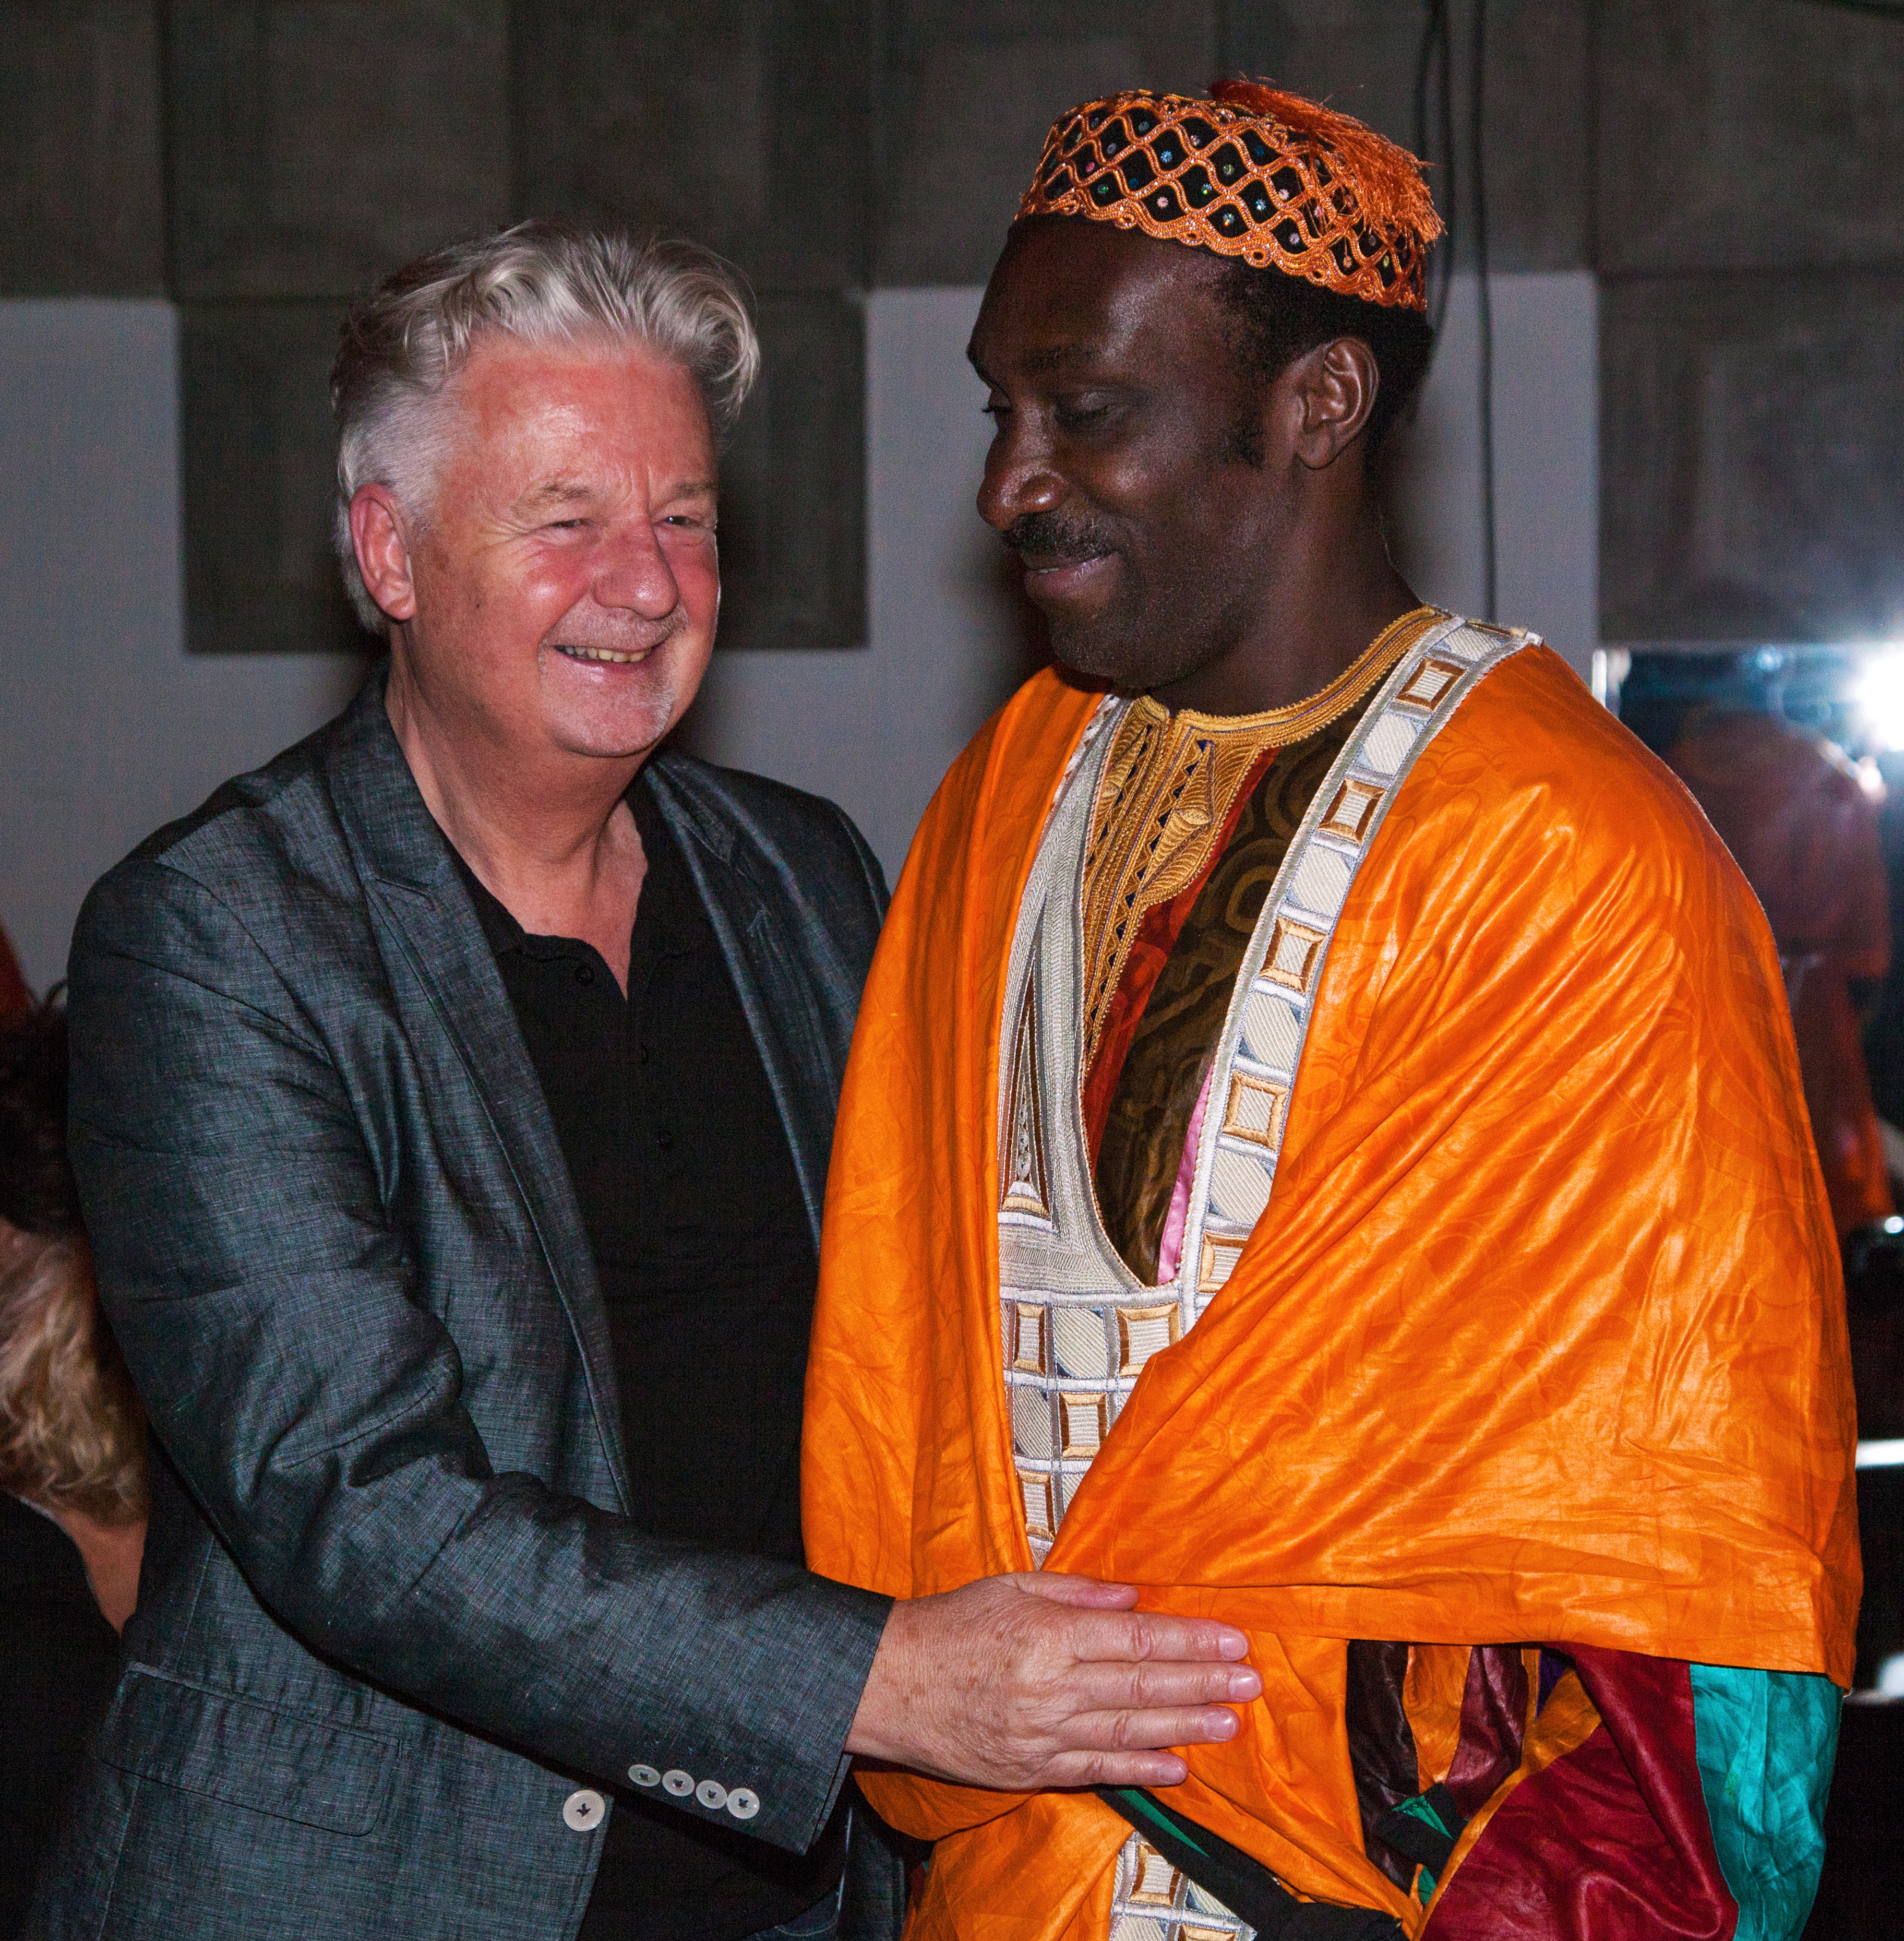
[
  {"xmin": 1664, "ymin": 712, "xmax": 1904, "ymax": 1441},
  {"xmin": 1666, "ymin": 710, "xmax": 1893, "ymax": 1239},
  {"xmin": 0, "ymin": 1001, "xmax": 146, "ymax": 1935},
  {"xmin": 0, "ymin": 923, "xmax": 30, "ymax": 1018},
  {"xmin": 1667, "ymin": 709, "xmax": 1904, "ymax": 1499}
]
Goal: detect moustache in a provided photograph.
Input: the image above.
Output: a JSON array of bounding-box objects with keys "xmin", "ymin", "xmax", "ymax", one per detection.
[{"xmin": 1001, "ymin": 510, "xmax": 1117, "ymax": 564}]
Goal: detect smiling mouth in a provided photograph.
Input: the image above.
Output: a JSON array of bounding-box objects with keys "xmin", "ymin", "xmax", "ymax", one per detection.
[{"xmin": 553, "ymin": 642, "xmax": 654, "ymax": 665}]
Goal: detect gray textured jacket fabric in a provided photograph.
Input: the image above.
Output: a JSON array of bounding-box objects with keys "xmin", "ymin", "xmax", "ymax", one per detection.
[{"xmin": 38, "ymin": 671, "xmax": 903, "ymax": 1940}]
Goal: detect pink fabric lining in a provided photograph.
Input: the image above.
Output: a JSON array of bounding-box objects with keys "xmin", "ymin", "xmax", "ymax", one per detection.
[{"xmin": 1154, "ymin": 1065, "xmax": 1215, "ymax": 1286}]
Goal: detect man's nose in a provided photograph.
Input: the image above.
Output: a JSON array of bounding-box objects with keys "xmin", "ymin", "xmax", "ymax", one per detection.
[
  {"xmin": 976, "ymin": 416, "xmax": 1064, "ymax": 533},
  {"xmin": 592, "ymin": 520, "xmax": 681, "ymax": 617}
]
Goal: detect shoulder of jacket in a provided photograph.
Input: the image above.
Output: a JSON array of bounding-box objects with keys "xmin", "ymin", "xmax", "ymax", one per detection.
[
  {"xmin": 86, "ymin": 711, "xmax": 367, "ymax": 953},
  {"xmin": 649, "ymin": 747, "xmax": 875, "ymax": 877}
]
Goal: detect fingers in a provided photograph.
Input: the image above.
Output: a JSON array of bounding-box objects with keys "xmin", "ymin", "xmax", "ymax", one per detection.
[
  {"xmin": 1068, "ymin": 1608, "xmax": 1252, "ymax": 1664},
  {"xmin": 1046, "ymin": 1747, "xmax": 1192, "ymax": 1789},
  {"xmin": 1062, "ymin": 1703, "xmax": 1243, "ymax": 1752},
  {"xmin": 1072, "ymin": 1660, "xmax": 1263, "ymax": 1710},
  {"xmin": 1028, "ymin": 1701, "xmax": 1242, "ymax": 1791},
  {"xmin": 1016, "ymin": 1571, "xmax": 1140, "ymax": 1609}
]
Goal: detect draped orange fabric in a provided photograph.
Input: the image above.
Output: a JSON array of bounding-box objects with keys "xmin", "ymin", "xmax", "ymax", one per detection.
[{"xmin": 803, "ymin": 649, "xmax": 1859, "ymax": 1936}]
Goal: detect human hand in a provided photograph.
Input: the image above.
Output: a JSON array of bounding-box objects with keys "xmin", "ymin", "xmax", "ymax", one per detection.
[{"xmin": 844, "ymin": 1572, "xmax": 1259, "ymax": 1791}]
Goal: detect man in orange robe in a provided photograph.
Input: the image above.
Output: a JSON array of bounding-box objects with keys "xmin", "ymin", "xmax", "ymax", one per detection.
[{"xmin": 804, "ymin": 82, "xmax": 1858, "ymax": 1939}]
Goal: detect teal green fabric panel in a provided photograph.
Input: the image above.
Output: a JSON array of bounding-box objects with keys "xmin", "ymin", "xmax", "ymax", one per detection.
[
  {"xmin": 1392, "ymin": 1793, "xmax": 1453, "ymax": 1906},
  {"xmin": 1689, "ymin": 1664, "xmax": 1841, "ymax": 1941}
]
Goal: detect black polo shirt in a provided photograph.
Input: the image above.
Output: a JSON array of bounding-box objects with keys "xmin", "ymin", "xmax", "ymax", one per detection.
[{"xmin": 452, "ymin": 773, "xmax": 843, "ymax": 1940}]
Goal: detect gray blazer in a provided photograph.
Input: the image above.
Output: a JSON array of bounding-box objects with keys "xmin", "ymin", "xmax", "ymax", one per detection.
[{"xmin": 39, "ymin": 671, "xmax": 903, "ymax": 1940}]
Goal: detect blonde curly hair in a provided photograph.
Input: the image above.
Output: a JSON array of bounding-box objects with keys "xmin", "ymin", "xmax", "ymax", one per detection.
[
  {"xmin": 0, "ymin": 1230, "xmax": 145, "ymax": 1526},
  {"xmin": 0, "ymin": 1000, "xmax": 146, "ymax": 1526}
]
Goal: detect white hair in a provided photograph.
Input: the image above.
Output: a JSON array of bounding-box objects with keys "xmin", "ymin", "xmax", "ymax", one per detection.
[{"xmin": 329, "ymin": 219, "xmax": 761, "ymax": 634}]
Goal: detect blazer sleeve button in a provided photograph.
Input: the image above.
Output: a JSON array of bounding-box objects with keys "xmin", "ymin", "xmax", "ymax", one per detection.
[
  {"xmin": 562, "ymin": 1789, "xmax": 606, "ymax": 1832},
  {"xmin": 726, "ymin": 1788, "xmax": 760, "ymax": 1820},
  {"xmin": 628, "ymin": 1765, "xmax": 661, "ymax": 1788},
  {"xmin": 662, "ymin": 1769, "xmax": 694, "ymax": 1797},
  {"xmin": 695, "ymin": 1779, "xmax": 728, "ymax": 1809}
]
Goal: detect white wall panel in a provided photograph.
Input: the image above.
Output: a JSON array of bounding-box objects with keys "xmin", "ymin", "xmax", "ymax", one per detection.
[{"xmin": 0, "ymin": 301, "xmax": 362, "ymax": 992}]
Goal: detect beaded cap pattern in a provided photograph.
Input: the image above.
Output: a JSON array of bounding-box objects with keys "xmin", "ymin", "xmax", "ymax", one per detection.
[{"xmin": 1015, "ymin": 79, "xmax": 1443, "ymax": 313}]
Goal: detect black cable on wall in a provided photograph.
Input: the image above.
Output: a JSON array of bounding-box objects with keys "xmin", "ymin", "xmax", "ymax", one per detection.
[
  {"xmin": 1414, "ymin": 0, "xmax": 1497, "ymax": 624},
  {"xmin": 1412, "ymin": 0, "xmax": 1456, "ymax": 343},
  {"xmin": 1470, "ymin": 0, "xmax": 1497, "ymax": 622}
]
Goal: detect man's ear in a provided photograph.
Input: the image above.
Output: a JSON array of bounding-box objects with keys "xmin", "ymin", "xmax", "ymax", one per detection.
[
  {"xmin": 349, "ymin": 484, "xmax": 419, "ymax": 623},
  {"xmin": 1288, "ymin": 337, "xmax": 1381, "ymax": 471}
]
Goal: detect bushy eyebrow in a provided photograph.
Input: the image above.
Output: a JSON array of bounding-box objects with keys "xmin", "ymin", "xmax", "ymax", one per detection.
[
  {"xmin": 512, "ymin": 476, "xmax": 719, "ymax": 514},
  {"xmin": 967, "ymin": 341, "xmax": 1107, "ymax": 380},
  {"xmin": 515, "ymin": 479, "xmax": 596, "ymax": 513},
  {"xmin": 1020, "ymin": 344, "xmax": 1103, "ymax": 374}
]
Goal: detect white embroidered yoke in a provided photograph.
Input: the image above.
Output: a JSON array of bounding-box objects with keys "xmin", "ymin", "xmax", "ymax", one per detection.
[{"xmin": 994, "ymin": 616, "xmax": 1532, "ymax": 1941}]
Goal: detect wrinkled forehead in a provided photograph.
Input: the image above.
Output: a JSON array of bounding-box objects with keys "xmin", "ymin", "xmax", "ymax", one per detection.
[
  {"xmin": 436, "ymin": 334, "xmax": 716, "ymax": 477},
  {"xmin": 968, "ymin": 217, "xmax": 1231, "ymax": 378}
]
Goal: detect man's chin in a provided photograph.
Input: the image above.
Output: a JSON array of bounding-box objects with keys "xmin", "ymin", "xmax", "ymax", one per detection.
[
  {"xmin": 1046, "ymin": 623, "xmax": 1180, "ymax": 695},
  {"xmin": 548, "ymin": 689, "xmax": 683, "ymax": 763}
]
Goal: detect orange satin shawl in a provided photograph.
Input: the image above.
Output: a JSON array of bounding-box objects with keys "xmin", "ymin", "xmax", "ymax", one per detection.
[{"xmin": 803, "ymin": 649, "xmax": 1858, "ymax": 1936}]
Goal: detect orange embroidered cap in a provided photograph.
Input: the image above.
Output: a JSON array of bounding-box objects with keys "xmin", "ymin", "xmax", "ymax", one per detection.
[{"xmin": 1015, "ymin": 79, "xmax": 1443, "ymax": 312}]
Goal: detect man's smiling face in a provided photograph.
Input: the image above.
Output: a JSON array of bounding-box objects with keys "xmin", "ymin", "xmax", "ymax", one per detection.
[
  {"xmin": 392, "ymin": 335, "xmax": 721, "ymax": 766},
  {"xmin": 969, "ymin": 217, "xmax": 1298, "ymax": 696}
]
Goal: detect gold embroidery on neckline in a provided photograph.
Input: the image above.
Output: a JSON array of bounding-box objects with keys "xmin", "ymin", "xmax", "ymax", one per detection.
[{"xmin": 1076, "ymin": 608, "xmax": 1438, "ymax": 1071}]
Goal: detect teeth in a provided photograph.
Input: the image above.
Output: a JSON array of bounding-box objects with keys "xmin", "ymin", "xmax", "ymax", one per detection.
[{"xmin": 557, "ymin": 645, "xmax": 644, "ymax": 664}]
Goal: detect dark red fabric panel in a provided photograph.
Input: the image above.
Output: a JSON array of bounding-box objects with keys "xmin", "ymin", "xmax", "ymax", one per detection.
[
  {"xmin": 1421, "ymin": 1648, "xmax": 1737, "ymax": 1939},
  {"xmin": 1444, "ymin": 1645, "xmax": 1530, "ymax": 1822}
]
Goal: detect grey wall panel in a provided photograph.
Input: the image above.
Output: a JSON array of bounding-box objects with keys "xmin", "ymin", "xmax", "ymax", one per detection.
[
  {"xmin": 0, "ymin": 2, "xmax": 165, "ymax": 295},
  {"xmin": 513, "ymin": 1, "xmax": 872, "ymax": 651},
  {"xmin": 875, "ymin": 0, "xmax": 1590, "ymax": 285},
  {"xmin": 876, "ymin": 0, "xmax": 1217, "ymax": 285},
  {"xmin": 512, "ymin": 0, "xmax": 871, "ymax": 293},
  {"xmin": 180, "ymin": 300, "xmax": 368, "ymax": 654},
  {"xmin": 1385, "ymin": 270, "xmax": 1599, "ymax": 670},
  {"xmin": 1242, "ymin": 0, "xmax": 1591, "ymax": 272},
  {"xmin": 1598, "ymin": 0, "xmax": 1904, "ymax": 275},
  {"xmin": 1600, "ymin": 272, "xmax": 1904, "ymax": 645},
  {"xmin": 717, "ymin": 293, "xmax": 866, "ymax": 652},
  {"xmin": 166, "ymin": 1, "xmax": 511, "ymax": 300}
]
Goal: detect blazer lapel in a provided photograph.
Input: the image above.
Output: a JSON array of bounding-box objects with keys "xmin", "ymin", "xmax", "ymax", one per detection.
[
  {"xmin": 321, "ymin": 670, "xmax": 632, "ymax": 1510},
  {"xmin": 646, "ymin": 757, "xmax": 840, "ymax": 1248}
]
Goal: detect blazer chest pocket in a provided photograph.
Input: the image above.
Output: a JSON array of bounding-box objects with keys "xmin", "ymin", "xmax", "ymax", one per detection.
[{"xmin": 100, "ymin": 1666, "xmax": 398, "ymax": 1837}]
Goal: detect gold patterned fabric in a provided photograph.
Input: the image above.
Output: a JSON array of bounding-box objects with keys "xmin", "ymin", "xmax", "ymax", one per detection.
[
  {"xmin": 1079, "ymin": 612, "xmax": 1431, "ymax": 1076},
  {"xmin": 1093, "ymin": 704, "xmax": 1374, "ymax": 1284}
]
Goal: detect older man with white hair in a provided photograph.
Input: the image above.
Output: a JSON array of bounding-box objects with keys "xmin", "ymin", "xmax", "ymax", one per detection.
[{"xmin": 37, "ymin": 222, "xmax": 1258, "ymax": 1941}]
